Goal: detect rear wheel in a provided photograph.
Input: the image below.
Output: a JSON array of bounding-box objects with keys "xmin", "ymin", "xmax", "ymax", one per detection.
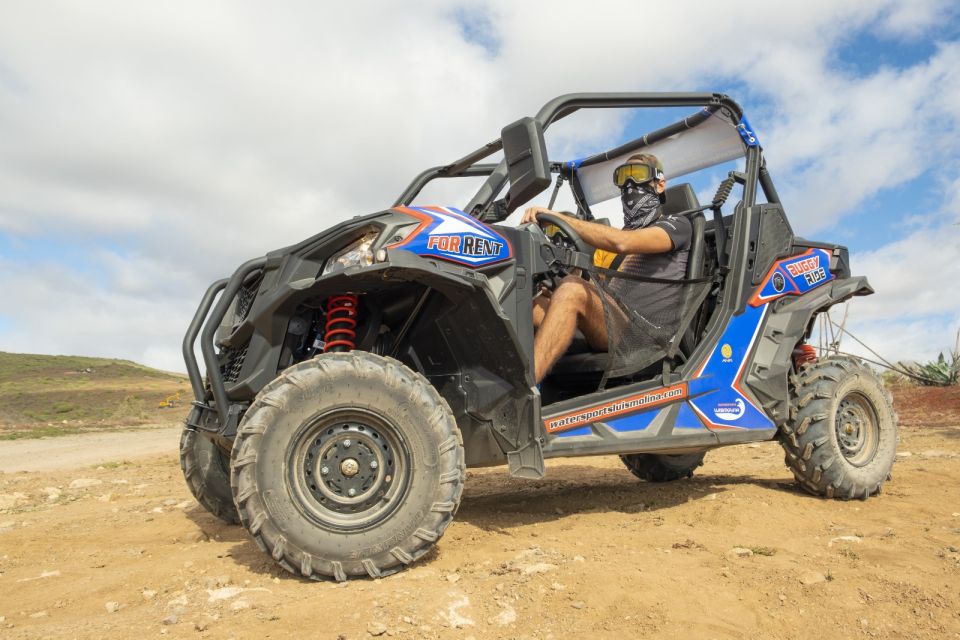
[
  {"xmin": 620, "ymin": 452, "xmax": 705, "ymax": 482},
  {"xmin": 779, "ymin": 356, "xmax": 897, "ymax": 499},
  {"xmin": 179, "ymin": 423, "xmax": 239, "ymax": 524},
  {"xmin": 230, "ymin": 352, "xmax": 464, "ymax": 581}
]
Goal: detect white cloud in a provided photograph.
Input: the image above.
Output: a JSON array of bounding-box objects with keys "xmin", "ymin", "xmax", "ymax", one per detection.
[
  {"xmin": 0, "ymin": 0, "xmax": 957, "ymax": 371},
  {"xmin": 807, "ymin": 218, "xmax": 960, "ymax": 364}
]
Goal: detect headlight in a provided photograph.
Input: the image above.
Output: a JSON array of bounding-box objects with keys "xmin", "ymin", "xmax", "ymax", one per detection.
[{"xmin": 321, "ymin": 231, "xmax": 378, "ymax": 276}]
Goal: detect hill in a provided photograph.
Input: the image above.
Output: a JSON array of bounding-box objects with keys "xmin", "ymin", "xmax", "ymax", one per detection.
[{"xmin": 0, "ymin": 351, "xmax": 189, "ymax": 439}]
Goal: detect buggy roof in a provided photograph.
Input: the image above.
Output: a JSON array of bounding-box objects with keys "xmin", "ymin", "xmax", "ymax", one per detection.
[{"xmin": 572, "ymin": 107, "xmax": 757, "ymax": 206}]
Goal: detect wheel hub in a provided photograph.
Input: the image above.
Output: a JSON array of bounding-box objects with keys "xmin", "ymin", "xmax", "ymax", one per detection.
[
  {"xmin": 340, "ymin": 458, "xmax": 360, "ymax": 477},
  {"xmin": 834, "ymin": 393, "xmax": 879, "ymax": 467},
  {"xmin": 289, "ymin": 411, "xmax": 410, "ymax": 531}
]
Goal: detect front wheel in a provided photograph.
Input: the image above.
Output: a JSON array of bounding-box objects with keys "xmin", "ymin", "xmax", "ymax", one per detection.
[
  {"xmin": 230, "ymin": 352, "xmax": 465, "ymax": 581},
  {"xmin": 179, "ymin": 423, "xmax": 239, "ymax": 524},
  {"xmin": 779, "ymin": 356, "xmax": 897, "ymax": 499}
]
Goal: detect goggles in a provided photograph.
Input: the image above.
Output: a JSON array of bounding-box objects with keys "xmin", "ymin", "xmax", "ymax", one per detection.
[{"xmin": 612, "ymin": 162, "xmax": 664, "ymax": 188}]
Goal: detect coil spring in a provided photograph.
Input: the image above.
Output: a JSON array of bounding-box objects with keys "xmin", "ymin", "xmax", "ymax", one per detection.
[
  {"xmin": 792, "ymin": 343, "xmax": 818, "ymax": 369},
  {"xmin": 324, "ymin": 294, "xmax": 358, "ymax": 352},
  {"xmin": 712, "ymin": 176, "xmax": 735, "ymax": 208}
]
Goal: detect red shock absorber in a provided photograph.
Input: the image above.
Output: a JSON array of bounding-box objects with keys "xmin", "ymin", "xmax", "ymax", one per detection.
[
  {"xmin": 792, "ymin": 343, "xmax": 817, "ymax": 369},
  {"xmin": 324, "ymin": 294, "xmax": 358, "ymax": 352}
]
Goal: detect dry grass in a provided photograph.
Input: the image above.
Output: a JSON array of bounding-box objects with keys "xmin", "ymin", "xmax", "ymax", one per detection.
[{"xmin": 0, "ymin": 351, "xmax": 190, "ymax": 439}]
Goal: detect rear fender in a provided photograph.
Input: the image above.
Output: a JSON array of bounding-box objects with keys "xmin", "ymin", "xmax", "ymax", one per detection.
[{"xmin": 745, "ymin": 275, "xmax": 872, "ymax": 426}]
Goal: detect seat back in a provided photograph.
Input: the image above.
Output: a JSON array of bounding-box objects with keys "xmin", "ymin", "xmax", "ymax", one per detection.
[
  {"xmin": 661, "ymin": 183, "xmax": 705, "ymax": 282},
  {"xmin": 661, "ymin": 184, "xmax": 708, "ymax": 356}
]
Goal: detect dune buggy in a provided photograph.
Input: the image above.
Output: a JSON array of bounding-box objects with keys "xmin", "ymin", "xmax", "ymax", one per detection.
[{"xmin": 181, "ymin": 92, "xmax": 897, "ymax": 581}]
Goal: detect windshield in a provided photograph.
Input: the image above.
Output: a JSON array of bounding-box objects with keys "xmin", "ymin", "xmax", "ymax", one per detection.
[{"xmin": 575, "ymin": 108, "xmax": 750, "ymax": 207}]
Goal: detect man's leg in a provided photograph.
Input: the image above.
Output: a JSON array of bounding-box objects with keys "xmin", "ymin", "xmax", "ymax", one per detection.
[{"xmin": 534, "ymin": 276, "xmax": 608, "ymax": 383}]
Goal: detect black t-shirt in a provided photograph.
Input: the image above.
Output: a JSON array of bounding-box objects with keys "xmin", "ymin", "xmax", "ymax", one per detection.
[{"xmin": 610, "ymin": 213, "xmax": 692, "ymax": 321}]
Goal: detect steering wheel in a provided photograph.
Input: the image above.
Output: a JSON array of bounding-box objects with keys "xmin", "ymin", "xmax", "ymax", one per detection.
[
  {"xmin": 536, "ymin": 212, "xmax": 592, "ymax": 255},
  {"xmin": 533, "ymin": 213, "xmax": 593, "ymax": 292}
]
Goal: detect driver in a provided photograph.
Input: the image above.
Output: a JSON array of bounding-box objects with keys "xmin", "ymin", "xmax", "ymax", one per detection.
[{"xmin": 521, "ymin": 153, "xmax": 692, "ymax": 383}]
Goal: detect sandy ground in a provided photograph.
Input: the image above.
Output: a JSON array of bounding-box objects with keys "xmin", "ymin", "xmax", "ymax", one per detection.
[{"xmin": 1, "ymin": 416, "xmax": 959, "ymax": 639}]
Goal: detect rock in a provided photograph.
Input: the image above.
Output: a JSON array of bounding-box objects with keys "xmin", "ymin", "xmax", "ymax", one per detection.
[
  {"xmin": 162, "ymin": 614, "xmax": 178, "ymax": 625},
  {"xmin": 105, "ymin": 602, "xmax": 120, "ymax": 614},
  {"xmin": 799, "ymin": 571, "xmax": 827, "ymax": 586},
  {"xmin": 141, "ymin": 590, "xmax": 157, "ymax": 601},
  {"xmin": 29, "ymin": 610, "xmax": 48, "ymax": 618},
  {"xmin": 230, "ymin": 599, "xmax": 251, "ymax": 612},
  {"xmin": 0, "ymin": 492, "xmax": 28, "ymax": 510},
  {"xmin": 41, "ymin": 487, "xmax": 62, "ymax": 501},
  {"xmin": 491, "ymin": 605, "xmax": 517, "ymax": 626},
  {"xmin": 518, "ymin": 562, "xmax": 557, "ymax": 575},
  {"xmin": 572, "ymin": 555, "xmax": 585, "ymax": 562},
  {"xmin": 207, "ymin": 587, "xmax": 244, "ymax": 603},
  {"xmin": 194, "ymin": 620, "xmax": 210, "ymax": 631},
  {"xmin": 920, "ymin": 449, "xmax": 950, "ymax": 458},
  {"xmin": 895, "ymin": 451, "xmax": 912, "ymax": 458},
  {"xmin": 445, "ymin": 573, "xmax": 460, "ymax": 584},
  {"xmin": 828, "ymin": 535, "xmax": 862, "ymax": 547},
  {"xmin": 367, "ymin": 621, "xmax": 388, "ymax": 636},
  {"xmin": 96, "ymin": 494, "xmax": 114, "ymax": 503},
  {"xmin": 672, "ymin": 539, "xmax": 702, "ymax": 550},
  {"xmin": 551, "ymin": 582, "xmax": 566, "ymax": 591},
  {"xmin": 69, "ymin": 479, "xmax": 103, "ymax": 489},
  {"xmin": 175, "ymin": 500, "xmax": 193, "ymax": 510},
  {"xmin": 571, "ymin": 601, "xmax": 585, "ymax": 610},
  {"xmin": 203, "ymin": 575, "xmax": 232, "ymax": 588},
  {"xmin": 725, "ymin": 547, "xmax": 753, "ymax": 559}
]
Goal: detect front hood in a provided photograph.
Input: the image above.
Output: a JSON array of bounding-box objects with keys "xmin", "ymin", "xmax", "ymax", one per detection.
[{"xmin": 386, "ymin": 205, "xmax": 513, "ymax": 268}]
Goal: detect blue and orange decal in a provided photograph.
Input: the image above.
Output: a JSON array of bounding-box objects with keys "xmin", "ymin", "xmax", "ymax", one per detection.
[
  {"xmin": 388, "ymin": 206, "xmax": 513, "ymax": 268},
  {"xmin": 687, "ymin": 304, "xmax": 774, "ymax": 431},
  {"xmin": 750, "ymin": 248, "xmax": 833, "ymax": 307},
  {"xmin": 544, "ymin": 383, "xmax": 688, "ymax": 434}
]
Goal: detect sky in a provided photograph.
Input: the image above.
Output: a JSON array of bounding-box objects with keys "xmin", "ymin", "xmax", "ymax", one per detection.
[{"xmin": 0, "ymin": 0, "xmax": 958, "ymax": 373}]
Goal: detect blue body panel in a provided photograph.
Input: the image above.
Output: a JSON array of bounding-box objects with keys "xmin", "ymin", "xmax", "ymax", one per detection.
[
  {"xmin": 547, "ymin": 249, "xmax": 838, "ymax": 440},
  {"xmin": 390, "ymin": 206, "xmax": 513, "ymax": 268}
]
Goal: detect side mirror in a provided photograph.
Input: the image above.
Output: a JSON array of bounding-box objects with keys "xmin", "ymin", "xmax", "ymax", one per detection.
[{"xmin": 501, "ymin": 117, "xmax": 551, "ymax": 213}]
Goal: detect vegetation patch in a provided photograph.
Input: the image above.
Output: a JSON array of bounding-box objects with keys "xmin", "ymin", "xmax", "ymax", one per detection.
[{"xmin": 0, "ymin": 351, "xmax": 190, "ymax": 439}]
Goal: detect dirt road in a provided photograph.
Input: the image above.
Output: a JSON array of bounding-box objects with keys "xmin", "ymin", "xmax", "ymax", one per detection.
[
  {"xmin": 1, "ymin": 398, "xmax": 959, "ymax": 639},
  {"xmin": 0, "ymin": 425, "xmax": 182, "ymax": 473}
]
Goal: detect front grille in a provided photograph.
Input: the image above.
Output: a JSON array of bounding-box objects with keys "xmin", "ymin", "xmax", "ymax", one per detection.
[
  {"xmin": 220, "ymin": 344, "xmax": 249, "ymax": 383},
  {"xmin": 236, "ymin": 273, "xmax": 263, "ymax": 321}
]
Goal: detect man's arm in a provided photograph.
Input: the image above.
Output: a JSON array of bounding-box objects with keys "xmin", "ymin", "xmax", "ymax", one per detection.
[{"xmin": 521, "ymin": 206, "xmax": 673, "ymax": 254}]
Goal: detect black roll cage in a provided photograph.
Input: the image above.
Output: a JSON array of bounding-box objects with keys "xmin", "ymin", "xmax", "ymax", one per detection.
[{"xmin": 394, "ymin": 92, "xmax": 782, "ymax": 217}]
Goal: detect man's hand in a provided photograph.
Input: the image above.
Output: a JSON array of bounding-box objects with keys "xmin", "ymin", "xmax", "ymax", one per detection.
[{"xmin": 521, "ymin": 206, "xmax": 565, "ymax": 226}]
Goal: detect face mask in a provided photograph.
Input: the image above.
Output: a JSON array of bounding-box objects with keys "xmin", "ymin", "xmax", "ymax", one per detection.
[{"xmin": 621, "ymin": 182, "xmax": 661, "ymax": 230}]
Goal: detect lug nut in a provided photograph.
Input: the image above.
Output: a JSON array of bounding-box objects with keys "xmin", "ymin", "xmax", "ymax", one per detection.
[
  {"xmin": 320, "ymin": 466, "xmax": 329, "ymax": 476},
  {"xmin": 347, "ymin": 488, "xmax": 357, "ymax": 497},
  {"xmin": 370, "ymin": 460, "xmax": 378, "ymax": 470},
  {"xmin": 342, "ymin": 439, "xmax": 352, "ymax": 448}
]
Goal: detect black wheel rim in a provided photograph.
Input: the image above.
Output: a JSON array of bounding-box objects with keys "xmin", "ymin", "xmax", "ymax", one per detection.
[
  {"xmin": 834, "ymin": 392, "xmax": 879, "ymax": 467},
  {"xmin": 287, "ymin": 408, "xmax": 411, "ymax": 532}
]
